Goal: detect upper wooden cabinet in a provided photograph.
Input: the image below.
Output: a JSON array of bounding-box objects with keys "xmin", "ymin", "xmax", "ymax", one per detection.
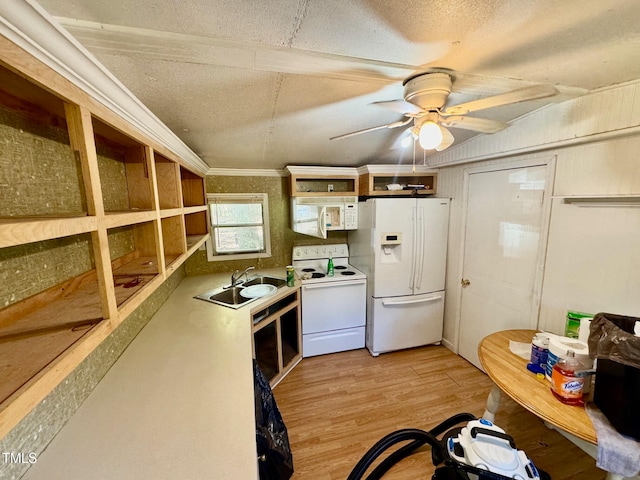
[
  {"xmin": 358, "ymin": 165, "xmax": 438, "ymax": 196},
  {"xmin": 0, "ymin": 33, "xmax": 208, "ymax": 438},
  {"xmin": 285, "ymin": 165, "xmax": 359, "ymax": 197}
]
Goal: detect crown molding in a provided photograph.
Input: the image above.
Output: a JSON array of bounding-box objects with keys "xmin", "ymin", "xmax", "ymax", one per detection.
[
  {"xmin": 206, "ymin": 168, "xmax": 285, "ymax": 177},
  {"xmin": 357, "ymin": 164, "xmax": 439, "ymax": 175},
  {"xmin": 284, "ymin": 165, "xmax": 359, "ymax": 176}
]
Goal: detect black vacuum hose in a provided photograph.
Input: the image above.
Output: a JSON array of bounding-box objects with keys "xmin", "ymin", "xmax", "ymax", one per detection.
[
  {"xmin": 346, "ymin": 413, "xmax": 477, "ymax": 480},
  {"xmin": 346, "ymin": 429, "xmax": 439, "ymax": 480}
]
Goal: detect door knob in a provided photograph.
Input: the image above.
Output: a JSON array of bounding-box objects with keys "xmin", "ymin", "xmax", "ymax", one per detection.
[{"xmin": 461, "ymin": 278, "xmax": 470, "ymax": 287}]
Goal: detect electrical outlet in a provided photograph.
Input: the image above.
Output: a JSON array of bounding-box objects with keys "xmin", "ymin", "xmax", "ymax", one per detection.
[{"xmin": 328, "ymin": 184, "xmax": 334, "ymax": 192}]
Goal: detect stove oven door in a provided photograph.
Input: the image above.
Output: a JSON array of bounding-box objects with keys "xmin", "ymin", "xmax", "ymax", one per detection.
[{"xmin": 301, "ymin": 279, "xmax": 366, "ymax": 357}]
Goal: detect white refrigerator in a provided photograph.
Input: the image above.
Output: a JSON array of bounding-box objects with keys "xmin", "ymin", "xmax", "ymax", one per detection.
[{"xmin": 348, "ymin": 197, "xmax": 450, "ymax": 356}]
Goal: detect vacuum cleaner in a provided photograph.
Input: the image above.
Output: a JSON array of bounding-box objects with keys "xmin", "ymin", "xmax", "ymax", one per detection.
[{"xmin": 347, "ymin": 413, "xmax": 551, "ymax": 480}]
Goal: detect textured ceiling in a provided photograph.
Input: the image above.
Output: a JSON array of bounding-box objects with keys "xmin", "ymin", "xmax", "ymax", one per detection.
[{"xmin": 36, "ymin": 0, "xmax": 640, "ymax": 170}]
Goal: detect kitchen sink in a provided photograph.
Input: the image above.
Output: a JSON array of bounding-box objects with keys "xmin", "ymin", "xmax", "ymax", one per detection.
[
  {"xmin": 195, "ymin": 275, "xmax": 286, "ymax": 309},
  {"xmin": 205, "ymin": 286, "xmax": 252, "ymax": 308},
  {"xmin": 243, "ymin": 275, "xmax": 287, "ymax": 288}
]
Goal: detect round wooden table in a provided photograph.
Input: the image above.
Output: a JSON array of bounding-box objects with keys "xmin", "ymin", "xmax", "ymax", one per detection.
[{"xmin": 478, "ymin": 329, "xmax": 596, "ymax": 444}]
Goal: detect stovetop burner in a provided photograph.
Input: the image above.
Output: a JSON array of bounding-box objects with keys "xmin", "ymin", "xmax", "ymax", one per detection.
[{"xmin": 292, "ymin": 244, "xmax": 366, "ymax": 283}]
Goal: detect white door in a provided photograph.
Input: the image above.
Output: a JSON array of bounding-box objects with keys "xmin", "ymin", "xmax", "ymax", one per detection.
[
  {"xmin": 458, "ymin": 165, "xmax": 547, "ymax": 370},
  {"xmin": 372, "ymin": 198, "xmax": 417, "ymax": 298}
]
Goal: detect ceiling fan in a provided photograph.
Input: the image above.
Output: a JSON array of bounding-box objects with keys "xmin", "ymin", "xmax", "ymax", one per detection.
[{"xmin": 330, "ymin": 70, "xmax": 559, "ymax": 152}]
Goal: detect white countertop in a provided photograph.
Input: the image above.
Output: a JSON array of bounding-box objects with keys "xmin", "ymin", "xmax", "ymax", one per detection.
[{"xmin": 22, "ymin": 269, "xmax": 296, "ymax": 480}]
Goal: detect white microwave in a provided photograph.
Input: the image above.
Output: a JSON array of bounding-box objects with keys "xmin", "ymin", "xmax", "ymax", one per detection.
[{"xmin": 291, "ymin": 196, "xmax": 358, "ymax": 239}]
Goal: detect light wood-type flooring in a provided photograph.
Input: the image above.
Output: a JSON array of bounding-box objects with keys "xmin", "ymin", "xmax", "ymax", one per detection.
[{"xmin": 274, "ymin": 345, "xmax": 605, "ymax": 480}]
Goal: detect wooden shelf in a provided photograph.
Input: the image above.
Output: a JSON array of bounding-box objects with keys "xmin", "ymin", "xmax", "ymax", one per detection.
[
  {"xmin": 104, "ymin": 210, "xmax": 157, "ymax": 229},
  {"xmin": 93, "ymin": 116, "xmax": 156, "ymax": 213},
  {"xmin": 184, "ymin": 210, "xmax": 208, "ymax": 237},
  {"xmin": 285, "ymin": 166, "xmax": 359, "ymax": 197},
  {"xmin": 0, "ymin": 216, "xmax": 97, "ymax": 248},
  {"xmin": 111, "ymin": 252, "xmax": 160, "ymax": 308},
  {"xmin": 181, "ymin": 166, "xmax": 206, "ymax": 207},
  {"xmin": 0, "ymin": 323, "xmax": 98, "ymax": 407},
  {"xmin": 186, "ymin": 233, "xmax": 209, "ymax": 253},
  {"xmin": 155, "ymin": 152, "xmax": 182, "ymax": 209},
  {"xmin": 161, "ymin": 215, "xmax": 187, "ymax": 267},
  {"xmin": 359, "ymin": 171, "xmax": 437, "ymax": 196},
  {"xmin": 0, "ymin": 266, "xmax": 105, "ymax": 406}
]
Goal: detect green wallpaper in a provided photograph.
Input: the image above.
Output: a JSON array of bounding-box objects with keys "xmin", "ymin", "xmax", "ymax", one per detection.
[
  {"xmin": 96, "ymin": 142, "xmax": 130, "ymax": 211},
  {"xmin": 0, "ymin": 235, "xmax": 93, "ymax": 307},
  {"xmin": 0, "ymin": 105, "xmax": 85, "ymax": 217},
  {"xmin": 185, "ymin": 174, "xmax": 348, "ymax": 275}
]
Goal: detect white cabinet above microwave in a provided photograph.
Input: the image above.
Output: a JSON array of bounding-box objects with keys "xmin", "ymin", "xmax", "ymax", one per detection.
[{"xmin": 291, "ymin": 196, "xmax": 358, "ymax": 239}]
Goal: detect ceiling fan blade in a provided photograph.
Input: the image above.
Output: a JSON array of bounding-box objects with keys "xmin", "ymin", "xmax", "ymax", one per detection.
[
  {"xmin": 440, "ymin": 115, "xmax": 508, "ymax": 133},
  {"xmin": 442, "ymin": 84, "xmax": 559, "ymax": 115},
  {"xmin": 436, "ymin": 125, "xmax": 454, "ymax": 151},
  {"xmin": 371, "ymin": 99, "xmax": 424, "ymax": 115},
  {"xmin": 330, "ymin": 118, "xmax": 412, "ymax": 140}
]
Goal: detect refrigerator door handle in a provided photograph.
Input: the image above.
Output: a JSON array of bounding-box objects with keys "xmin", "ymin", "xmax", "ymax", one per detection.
[
  {"xmin": 416, "ymin": 206, "xmax": 425, "ymax": 289},
  {"xmin": 409, "ymin": 206, "xmax": 417, "ymax": 290},
  {"xmin": 382, "ymin": 295, "xmax": 443, "ymax": 306}
]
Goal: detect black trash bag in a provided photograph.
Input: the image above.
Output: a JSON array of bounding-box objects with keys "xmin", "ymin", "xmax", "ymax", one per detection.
[
  {"xmin": 588, "ymin": 312, "xmax": 640, "ymax": 369},
  {"xmin": 588, "ymin": 312, "xmax": 640, "ymax": 440},
  {"xmin": 254, "ymin": 360, "xmax": 294, "ymax": 480}
]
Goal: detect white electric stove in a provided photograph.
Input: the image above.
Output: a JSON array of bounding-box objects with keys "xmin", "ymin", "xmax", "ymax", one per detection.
[{"xmin": 292, "ymin": 244, "xmax": 366, "ymax": 357}]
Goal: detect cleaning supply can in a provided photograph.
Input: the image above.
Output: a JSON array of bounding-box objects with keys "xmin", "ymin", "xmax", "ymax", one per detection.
[
  {"xmin": 286, "ymin": 265, "xmax": 295, "ymax": 287},
  {"xmin": 526, "ymin": 333, "xmax": 549, "ymax": 374},
  {"xmin": 550, "ymin": 350, "xmax": 584, "ymax": 405}
]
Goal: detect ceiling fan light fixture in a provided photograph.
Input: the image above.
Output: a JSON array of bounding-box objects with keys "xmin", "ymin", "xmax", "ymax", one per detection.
[{"xmin": 418, "ymin": 121, "xmax": 443, "ymax": 150}]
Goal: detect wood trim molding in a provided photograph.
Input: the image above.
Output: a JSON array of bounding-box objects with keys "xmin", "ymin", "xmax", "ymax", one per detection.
[{"xmin": 207, "ymin": 167, "xmax": 286, "ymax": 177}]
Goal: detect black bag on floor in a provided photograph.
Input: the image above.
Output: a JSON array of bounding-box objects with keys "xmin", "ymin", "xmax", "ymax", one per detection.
[{"xmin": 254, "ymin": 360, "xmax": 294, "ymax": 480}]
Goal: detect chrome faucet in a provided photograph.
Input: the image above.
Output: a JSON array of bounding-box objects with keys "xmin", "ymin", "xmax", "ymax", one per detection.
[{"xmin": 230, "ymin": 266, "xmax": 255, "ymax": 287}]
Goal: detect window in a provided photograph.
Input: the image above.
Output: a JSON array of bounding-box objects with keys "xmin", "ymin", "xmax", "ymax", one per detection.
[{"xmin": 206, "ymin": 193, "xmax": 271, "ymax": 261}]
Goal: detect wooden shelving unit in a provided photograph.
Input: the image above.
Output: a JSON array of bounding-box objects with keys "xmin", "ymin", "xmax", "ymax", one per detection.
[
  {"xmin": 0, "ymin": 36, "xmax": 209, "ymax": 438},
  {"xmin": 358, "ymin": 165, "xmax": 438, "ymax": 196},
  {"xmin": 285, "ymin": 165, "xmax": 359, "ymax": 197},
  {"xmin": 180, "ymin": 165, "xmax": 209, "ymax": 253}
]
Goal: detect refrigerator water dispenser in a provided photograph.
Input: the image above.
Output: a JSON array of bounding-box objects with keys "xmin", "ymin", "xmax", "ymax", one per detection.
[
  {"xmin": 380, "ymin": 232, "xmax": 403, "ymax": 263},
  {"xmin": 381, "ymin": 232, "xmax": 402, "ymax": 245}
]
